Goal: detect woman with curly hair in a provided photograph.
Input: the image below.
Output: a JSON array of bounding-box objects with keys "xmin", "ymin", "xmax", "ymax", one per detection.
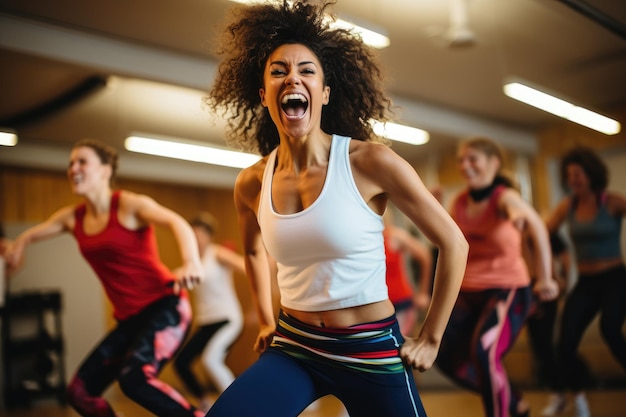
[
  {"xmin": 203, "ymin": 1, "xmax": 468, "ymax": 416},
  {"xmin": 544, "ymin": 146, "xmax": 626, "ymax": 417}
]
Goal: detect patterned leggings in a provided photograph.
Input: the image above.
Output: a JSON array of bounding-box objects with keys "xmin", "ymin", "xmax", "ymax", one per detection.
[
  {"xmin": 206, "ymin": 310, "xmax": 426, "ymax": 417},
  {"xmin": 436, "ymin": 287, "xmax": 533, "ymax": 417},
  {"xmin": 66, "ymin": 295, "xmax": 203, "ymax": 417}
]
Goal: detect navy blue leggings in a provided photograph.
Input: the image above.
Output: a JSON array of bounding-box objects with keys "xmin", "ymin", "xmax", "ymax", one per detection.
[
  {"xmin": 66, "ymin": 295, "xmax": 202, "ymax": 417},
  {"xmin": 206, "ymin": 311, "xmax": 426, "ymax": 417}
]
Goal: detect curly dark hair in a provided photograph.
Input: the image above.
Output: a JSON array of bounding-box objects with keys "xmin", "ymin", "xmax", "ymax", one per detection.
[
  {"xmin": 559, "ymin": 145, "xmax": 608, "ymax": 193},
  {"xmin": 205, "ymin": 0, "xmax": 392, "ymax": 156}
]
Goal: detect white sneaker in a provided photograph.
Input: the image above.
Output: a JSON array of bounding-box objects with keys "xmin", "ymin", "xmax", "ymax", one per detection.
[
  {"xmin": 541, "ymin": 393, "xmax": 567, "ymax": 416},
  {"xmin": 574, "ymin": 393, "xmax": 590, "ymax": 417}
]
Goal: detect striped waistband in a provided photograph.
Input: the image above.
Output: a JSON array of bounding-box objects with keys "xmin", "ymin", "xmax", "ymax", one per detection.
[{"xmin": 270, "ymin": 310, "xmax": 405, "ymax": 374}]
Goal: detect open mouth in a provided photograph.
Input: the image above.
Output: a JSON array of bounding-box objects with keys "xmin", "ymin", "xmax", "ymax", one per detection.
[{"xmin": 281, "ymin": 93, "xmax": 308, "ymax": 118}]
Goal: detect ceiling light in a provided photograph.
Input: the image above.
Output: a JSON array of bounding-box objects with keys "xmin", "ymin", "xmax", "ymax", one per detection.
[
  {"xmin": 503, "ymin": 82, "xmax": 621, "ymax": 135},
  {"xmin": 0, "ymin": 131, "xmax": 18, "ymax": 146},
  {"xmin": 125, "ymin": 136, "xmax": 261, "ymax": 169},
  {"xmin": 329, "ymin": 18, "xmax": 390, "ymax": 49},
  {"xmin": 371, "ymin": 121, "xmax": 430, "ymax": 145},
  {"xmin": 227, "ymin": 0, "xmax": 390, "ymax": 49}
]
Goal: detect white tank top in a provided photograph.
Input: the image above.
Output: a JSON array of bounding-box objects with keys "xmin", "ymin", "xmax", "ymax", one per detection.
[
  {"xmin": 258, "ymin": 135, "xmax": 388, "ymax": 312},
  {"xmin": 193, "ymin": 244, "xmax": 243, "ymax": 324}
]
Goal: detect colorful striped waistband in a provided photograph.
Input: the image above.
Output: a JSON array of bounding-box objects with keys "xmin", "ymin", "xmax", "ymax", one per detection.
[{"xmin": 270, "ymin": 310, "xmax": 406, "ymax": 374}]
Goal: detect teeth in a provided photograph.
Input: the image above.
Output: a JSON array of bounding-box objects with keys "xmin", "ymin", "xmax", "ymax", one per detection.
[{"xmin": 281, "ymin": 93, "xmax": 307, "ymax": 104}]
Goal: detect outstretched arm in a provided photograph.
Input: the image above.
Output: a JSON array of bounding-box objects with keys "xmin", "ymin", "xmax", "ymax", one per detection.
[{"xmin": 5, "ymin": 205, "xmax": 75, "ymax": 273}]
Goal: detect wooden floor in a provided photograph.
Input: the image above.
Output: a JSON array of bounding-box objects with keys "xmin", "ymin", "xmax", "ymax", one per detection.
[{"xmin": 1, "ymin": 388, "xmax": 625, "ymax": 417}]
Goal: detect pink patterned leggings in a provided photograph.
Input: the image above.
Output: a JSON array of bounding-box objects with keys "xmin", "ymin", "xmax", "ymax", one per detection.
[{"xmin": 66, "ymin": 295, "xmax": 204, "ymax": 417}]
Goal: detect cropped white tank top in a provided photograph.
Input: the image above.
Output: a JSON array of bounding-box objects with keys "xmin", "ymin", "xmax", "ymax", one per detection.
[{"xmin": 258, "ymin": 134, "xmax": 387, "ymax": 312}]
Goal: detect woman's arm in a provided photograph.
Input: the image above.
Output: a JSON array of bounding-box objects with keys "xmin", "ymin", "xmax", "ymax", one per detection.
[
  {"xmin": 545, "ymin": 197, "xmax": 570, "ymax": 234},
  {"xmin": 234, "ymin": 164, "xmax": 276, "ymax": 353},
  {"xmin": 352, "ymin": 143, "xmax": 468, "ymax": 371},
  {"xmin": 606, "ymin": 191, "xmax": 626, "ymax": 218},
  {"xmin": 122, "ymin": 191, "xmax": 203, "ymax": 288},
  {"xmin": 5, "ymin": 205, "xmax": 75, "ymax": 272},
  {"xmin": 500, "ymin": 188, "xmax": 559, "ymax": 301},
  {"xmin": 215, "ymin": 244, "xmax": 247, "ymax": 276}
]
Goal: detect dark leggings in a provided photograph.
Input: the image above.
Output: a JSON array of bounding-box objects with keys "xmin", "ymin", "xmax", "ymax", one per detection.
[
  {"xmin": 526, "ymin": 298, "xmax": 560, "ymax": 389},
  {"xmin": 66, "ymin": 295, "xmax": 202, "ymax": 417},
  {"xmin": 437, "ymin": 287, "xmax": 533, "ymax": 417},
  {"xmin": 173, "ymin": 320, "xmax": 228, "ymax": 397},
  {"xmin": 556, "ymin": 264, "xmax": 626, "ymax": 391}
]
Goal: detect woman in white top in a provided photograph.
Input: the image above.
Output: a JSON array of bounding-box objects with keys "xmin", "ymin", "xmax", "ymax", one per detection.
[
  {"xmin": 173, "ymin": 212, "xmax": 245, "ymax": 411},
  {"xmin": 204, "ymin": 2, "xmax": 468, "ymax": 416}
]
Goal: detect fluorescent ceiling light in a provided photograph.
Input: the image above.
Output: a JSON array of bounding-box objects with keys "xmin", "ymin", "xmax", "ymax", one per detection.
[
  {"xmin": 503, "ymin": 82, "xmax": 621, "ymax": 135},
  {"xmin": 328, "ymin": 18, "xmax": 390, "ymax": 49},
  {"xmin": 371, "ymin": 121, "xmax": 429, "ymax": 145},
  {"xmin": 125, "ymin": 136, "xmax": 261, "ymax": 169},
  {"xmin": 0, "ymin": 131, "xmax": 18, "ymax": 146},
  {"xmin": 227, "ymin": 0, "xmax": 390, "ymax": 49}
]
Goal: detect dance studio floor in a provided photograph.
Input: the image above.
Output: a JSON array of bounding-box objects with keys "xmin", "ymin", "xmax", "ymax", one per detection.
[{"xmin": 1, "ymin": 388, "xmax": 624, "ymax": 417}]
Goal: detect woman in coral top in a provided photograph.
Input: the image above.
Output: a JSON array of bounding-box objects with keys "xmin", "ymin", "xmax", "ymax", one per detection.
[
  {"xmin": 5, "ymin": 138, "xmax": 206, "ymax": 417},
  {"xmin": 436, "ymin": 137, "xmax": 559, "ymax": 417}
]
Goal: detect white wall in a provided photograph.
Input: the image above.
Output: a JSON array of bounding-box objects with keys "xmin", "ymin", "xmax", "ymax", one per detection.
[{"xmin": 3, "ymin": 223, "xmax": 106, "ymax": 386}]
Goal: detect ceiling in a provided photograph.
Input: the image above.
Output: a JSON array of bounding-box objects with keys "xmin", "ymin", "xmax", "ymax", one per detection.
[{"xmin": 1, "ymin": 0, "xmax": 625, "ymax": 187}]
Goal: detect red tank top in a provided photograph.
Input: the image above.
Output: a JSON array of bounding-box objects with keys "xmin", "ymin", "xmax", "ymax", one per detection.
[
  {"xmin": 384, "ymin": 230, "xmax": 414, "ymax": 304},
  {"xmin": 452, "ymin": 186, "xmax": 530, "ymax": 291},
  {"xmin": 73, "ymin": 191, "xmax": 177, "ymax": 320}
]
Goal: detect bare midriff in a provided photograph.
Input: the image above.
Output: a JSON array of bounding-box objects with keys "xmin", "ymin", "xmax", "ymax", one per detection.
[{"xmin": 281, "ymin": 299, "xmax": 395, "ymax": 328}]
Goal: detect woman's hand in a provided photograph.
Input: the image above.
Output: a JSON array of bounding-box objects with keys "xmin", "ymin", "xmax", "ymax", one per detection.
[
  {"xmin": 3, "ymin": 239, "xmax": 29, "ymax": 276},
  {"xmin": 533, "ymin": 278, "xmax": 559, "ymax": 302},
  {"xmin": 253, "ymin": 324, "xmax": 276, "ymax": 354},
  {"xmin": 173, "ymin": 260, "xmax": 204, "ymax": 291},
  {"xmin": 399, "ymin": 336, "xmax": 439, "ymax": 373}
]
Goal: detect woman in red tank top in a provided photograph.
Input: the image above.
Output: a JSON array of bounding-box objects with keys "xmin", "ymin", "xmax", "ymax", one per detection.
[{"xmin": 6, "ymin": 138, "xmax": 206, "ymax": 417}]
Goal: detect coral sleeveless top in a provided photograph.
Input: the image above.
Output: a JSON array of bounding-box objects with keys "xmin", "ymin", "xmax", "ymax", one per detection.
[{"xmin": 452, "ymin": 185, "xmax": 530, "ymax": 291}]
